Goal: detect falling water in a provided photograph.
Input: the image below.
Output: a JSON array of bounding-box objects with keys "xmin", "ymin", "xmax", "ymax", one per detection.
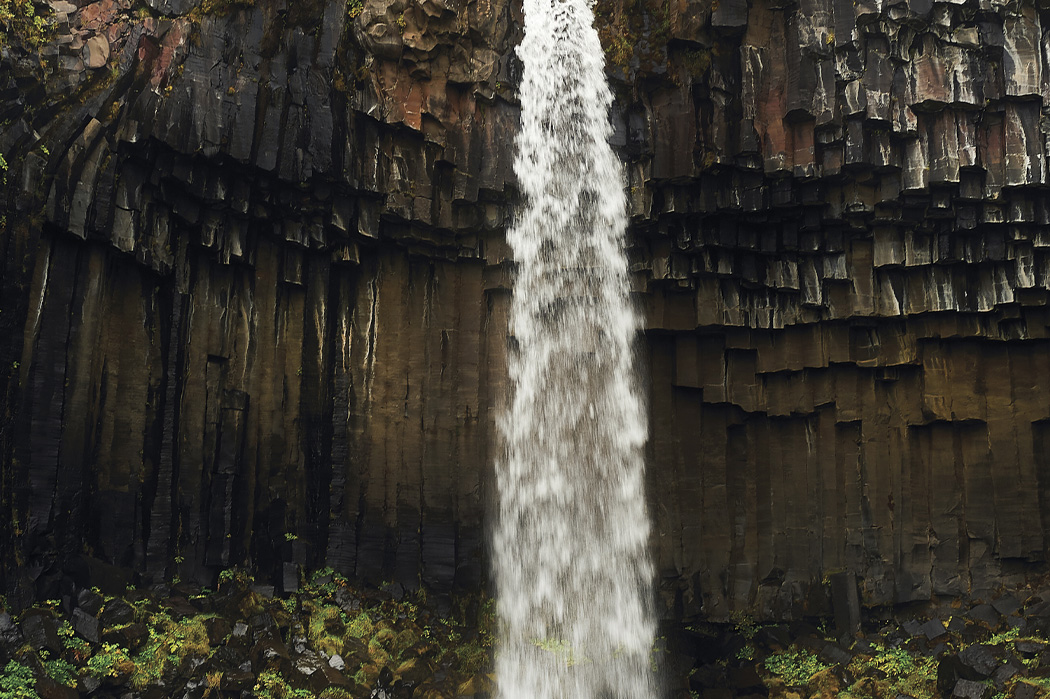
[{"xmin": 492, "ymin": 0, "xmax": 658, "ymax": 696}]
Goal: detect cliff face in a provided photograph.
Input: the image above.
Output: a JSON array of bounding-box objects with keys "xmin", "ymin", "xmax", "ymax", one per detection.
[{"xmin": 2, "ymin": 0, "xmax": 1050, "ymax": 618}]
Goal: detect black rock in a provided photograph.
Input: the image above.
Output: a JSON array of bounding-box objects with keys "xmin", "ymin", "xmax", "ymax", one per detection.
[
  {"xmin": 72, "ymin": 607, "xmax": 101, "ymax": 644},
  {"xmin": 1014, "ymin": 682, "xmax": 1038, "ymax": 699},
  {"xmin": 966, "ymin": 604, "xmax": 1001, "ymax": 628},
  {"xmin": 36, "ymin": 676, "xmax": 79, "ymax": 699},
  {"xmin": 99, "ymin": 599, "xmax": 135, "ymax": 628},
  {"xmin": 77, "ymin": 675, "xmax": 101, "ymax": 695},
  {"xmin": 0, "ymin": 612, "xmax": 23, "ymax": 650},
  {"xmin": 820, "ymin": 642, "xmax": 852, "ymax": 666},
  {"xmin": 120, "ymin": 622, "xmax": 149, "ymax": 651},
  {"xmin": 380, "ymin": 582, "xmax": 405, "ymax": 601},
  {"xmin": 20, "ymin": 611, "xmax": 61, "ymax": 653},
  {"xmin": 902, "ymin": 619, "xmax": 924, "ymax": 637},
  {"xmin": 203, "ymin": 616, "xmax": 232, "ymax": 644},
  {"xmin": 251, "ymin": 585, "xmax": 275, "ymax": 599},
  {"xmin": 1016, "ymin": 640, "xmax": 1045, "ymax": 657},
  {"xmin": 920, "ymin": 619, "xmax": 947, "ymax": 640},
  {"xmin": 282, "ymin": 563, "xmax": 299, "ymax": 594},
  {"xmin": 992, "ymin": 595, "xmax": 1020, "ymax": 617},
  {"xmin": 957, "ymin": 644, "xmax": 1000, "ymax": 678},
  {"xmin": 728, "ymin": 664, "xmax": 765, "ymax": 691},
  {"xmin": 701, "ymin": 690, "xmax": 733, "ymax": 699},
  {"xmin": 164, "ymin": 597, "xmax": 198, "ymax": 619},
  {"xmin": 220, "ymin": 662, "xmax": 255, "ymax": 691},
  {"xmin": 76, "ymin": 589, "xmax": 105, "ymax": 616},
  {"xmin": 990, "ymin": 661, "xmax": 1019, "ymax": 688},
  {"xmin": 951, "ymin": 678, "xmax": 989, "ymax": 699}
]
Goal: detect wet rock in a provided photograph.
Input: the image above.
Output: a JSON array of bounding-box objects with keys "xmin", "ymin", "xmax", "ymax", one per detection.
[
  {"xmin": 951, "ymin": 678, "xmax": 990, "ymax": 699},
  {"xmin": 102, "ymin": 621, "xmax": 148, "ymax": 652},
  {"xmin": 1014, "ymin": 683, "xmax": 1038, "ymax": 699},
  {"xmin": 72, "ymin": 607, "xmax": 101, "ymax": 643},
  {"xmin": 219, "ymin": 662, "xmax": 255, "ymax": 691},
  {"xmin": 957, "ymin": 644, "xmax": 1001, "ymax": 678},
  {"xmin": 0, "ymin": 612, "xmax": 23, "ymax": 650},
  {"xmin": 20, "ymin": 611, "xmax": 62, "ymax": 653},
  {"xmin": 77, "ymin": 589, "xmax": 105, "ymax": 616},
  {"xmin": 967, "ymin": 605, "xmax": 1001, "ymax": 628},
  {"xmin": 921, "ymin": 619, "xmax": 947, "ymax": 640},
  {"xmin": 99, "ymin": 599, "xmax": 135, "ymax": 627},
  {"xmin": 36, "ymin": 677, "xmax": 79, "ymax": 699}
]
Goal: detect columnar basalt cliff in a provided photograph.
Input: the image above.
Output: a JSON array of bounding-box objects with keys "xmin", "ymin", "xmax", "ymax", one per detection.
[{"xmin": 2, "ymin": 0, "xmax": 1050, "ymax": 619}]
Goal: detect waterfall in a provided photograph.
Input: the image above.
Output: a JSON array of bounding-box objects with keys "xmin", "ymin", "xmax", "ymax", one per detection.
[{"xmin": 492, "ymin": 0, "xmax": 659, "ymax": 696}]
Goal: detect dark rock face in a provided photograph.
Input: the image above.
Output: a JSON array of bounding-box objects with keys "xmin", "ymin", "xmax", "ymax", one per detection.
[{"xmin": 3, "ymin": 0, "xmax": 1050, "ymax": 619}]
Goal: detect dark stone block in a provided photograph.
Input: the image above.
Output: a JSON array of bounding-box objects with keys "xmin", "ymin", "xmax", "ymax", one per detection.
[
  {"xmin": 72, "ymin": 608, "xmax": 101, "ymax": 644},
  {"xmin": 830, "ymin": 572, "xmax": 861, "ymax": 638},
  {"xmin": 76, "ymin": 588, "xmax": 104, "ymax": 616},
  {"xmin": 100, "ymin": 599, "xmax": 135, "ymax": 628},
  {"xmin": 993, "ymin": 595, "xmax": 1020, "ymax": 616},
  {"xmin": 902, "ymin": 619, "xmax": 923, "ymax": 637},
  {"xmin": 282, "ymin": 563, "xmax": 299, "ymax": 594},
  {"xmin": 991, "ymin": 662, "xmax": 1018, "ymax": 688},
  {"xmin": 1016, "ymin": 641, "xmax": 1045, "ymax": 657},
  {"xmin": 20, "ymin": 611, "xmax": 61, "ymax": 653},
  {"xmin": 921, "ymin": 619, "xmax": 947, "ymax": 640},
  {"xmin": 728, "ymin": 665, "xmax": 764, "ymax": 692},
  {"xmin": 0, "ymin": 612, "xmax": 22, "ymax": 650},
  {"xmin": 251, "ymin": 585, "xmax": 275, "ymax": 599},
  {"xmin": 967, "ymin": 604, "xmax": 1001, "ymax": 628},
  {"xmin": 102, "ymin": 621, "xmax": 148, "ymax": 652},
  {"xmin": 952, "ymin": 678, "xmax": 989, "ymax": 699},
  {"xmin": 1014, "ymin": 682, "xmax": 1038, "ymax": 699},
  {"xmin": 820, "ymin": 643, "xmax": 852, "ymax": 666},
  {"xmin": 957, "ymin": 644, "xmax": 1001, "ymax": 678}
]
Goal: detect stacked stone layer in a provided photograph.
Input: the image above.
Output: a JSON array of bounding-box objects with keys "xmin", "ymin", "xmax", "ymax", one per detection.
[{"xmin": 3, "ymin": 0, "xmax": 1050, "ymax": 616}]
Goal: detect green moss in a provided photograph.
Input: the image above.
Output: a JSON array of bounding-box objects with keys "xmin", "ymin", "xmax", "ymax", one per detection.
[
  {"xmin": 841, "ymin": 643, "xmax": 937, "ymax": 699},
  {"xmin": 254, "ymin": 670, "xmax": 314, "ymax": 699},
  {"xmin": 86, "ymin": 642, "xmax": 136, "ymax": 679},
  {"xmin": 764, "ymin": 647, "xmax": 829, "ymax": 688},
  {"xmin": 42, "ymin": 659, "xmax": 76, "ymax": 688},
  {"xmin": 346, "ymin": 611, "xmax": 374, "ymax": 639},
  {"xmin": 0, "ymin": 660, "xmax": 39, "ymax": 699},
  {"xmin": 0, "ymin": 0, "xmax": 50, "ymax": 51}
]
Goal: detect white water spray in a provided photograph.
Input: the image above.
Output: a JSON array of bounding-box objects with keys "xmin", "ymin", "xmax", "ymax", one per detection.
[{"xmin": 492, "ymin": 0, "xmax": 658, "ymax": 696}]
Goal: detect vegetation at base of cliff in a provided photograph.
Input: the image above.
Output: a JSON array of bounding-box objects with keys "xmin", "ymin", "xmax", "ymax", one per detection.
[
  {"xmin": 0, "ymin": 660, "xmax": 38, "ymax": 699},
  {"xmin": 0, "ymin": 0, "xmax": 51, "ymax": 52},
  {"xmin": 0, "ymin": 569, "xmax": 496, "ymax": 699},
  {"xmin": 763, "ymin": 646, "xmax": 829, "ymax": 687}
]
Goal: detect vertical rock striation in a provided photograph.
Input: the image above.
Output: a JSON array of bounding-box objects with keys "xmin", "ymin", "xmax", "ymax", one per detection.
[{"xmin": 3, "ymin": 0, "xmax": 1050, "ymax": 618}]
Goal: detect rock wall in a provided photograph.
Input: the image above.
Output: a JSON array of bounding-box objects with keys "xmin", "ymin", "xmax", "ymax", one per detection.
[{"xmin": 3, "ymin": 0, "xmax": 1050, "ymax": 618}]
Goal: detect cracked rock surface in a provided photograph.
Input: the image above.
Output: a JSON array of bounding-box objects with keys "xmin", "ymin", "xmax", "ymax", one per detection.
[{"xmin": 3, "ymin": 0, "xmax": 1050, "ymax": 619}]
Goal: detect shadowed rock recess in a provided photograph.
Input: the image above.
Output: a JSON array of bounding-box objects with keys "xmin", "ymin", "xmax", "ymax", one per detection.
[{"xmin": 3, "ymin": 0, "xmax": 1050, "ymax": 619}]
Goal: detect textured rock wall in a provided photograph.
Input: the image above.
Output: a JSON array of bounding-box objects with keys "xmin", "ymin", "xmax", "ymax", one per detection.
[
  {"xmin": 4, "ymin": 0, "xmax": 1050, "ymax": 618},
  {"xmin": 0, "ymin": 0, "xmax": 518, "ymax": 599},
  {"xmin": 624, "ymin": 0, "xmax": 1050, "ymax": 616}
]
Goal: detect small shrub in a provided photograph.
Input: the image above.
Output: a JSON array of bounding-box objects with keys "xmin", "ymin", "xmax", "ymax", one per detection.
[
  {"xmin": 0, "ymin": 660, "xmax": 39, "ymax": 699},
  {"xmin": 764, "ymin": 647, "xmax": 829, "ymax": 688},
  {"xmin": 43, "ymin": 659, "xmax": 76, "ymax": 688}
]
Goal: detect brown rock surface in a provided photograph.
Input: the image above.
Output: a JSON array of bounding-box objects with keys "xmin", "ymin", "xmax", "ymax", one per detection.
[{"xmin": 2, "ymin": 0, "xmax": 1050, "ymax": 620}]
